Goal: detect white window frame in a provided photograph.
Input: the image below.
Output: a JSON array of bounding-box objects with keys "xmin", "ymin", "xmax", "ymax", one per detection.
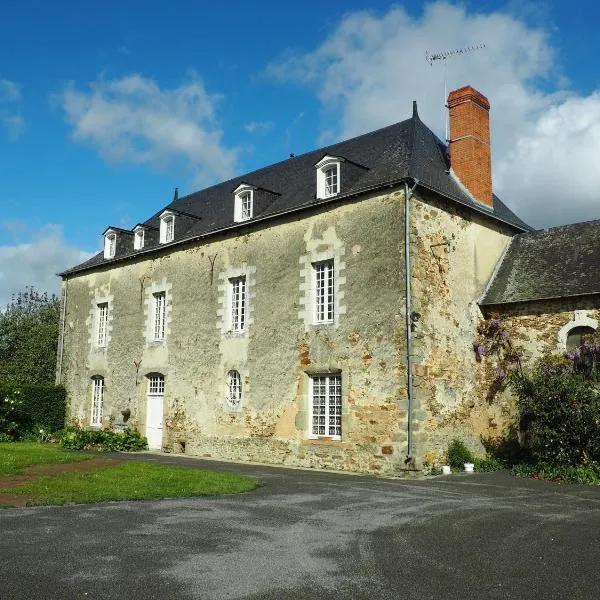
[
  {"xmin": 159, "ymin": 211, "xmax": 175, "ymax": 244},
  {"xmin": 313, "ymin": 259, "xmax": 335, "ymax": 324},
  {"xmin": 148, "ymin": 373, "xmax": 165, "ymax": 395},
  {"xmin": 229, "ymin": 276, "xmax": 247, "ymax": 333},
  {"xmin": 96, "ymin": 302, "xmax": 109, "ymax": 348},
  {"xmin": 233, "ymin": 184, "xmax": 255, "ymax": 222},
  {"xmin": 133, "ymin": 227, "xmax": 145, "ymax": 250},
  {"xmin": 103, "ymin": 231, "xmax": 116, "ymax": 259},
  {"xmin": 309, "ymin": 374, "xmax": 342, "ymax": 440},
  {"xmin": 557, "ymin": 312, "xmax": 599, "ymax": 351},
  {"xmin": 227, "ymin": 370, "xmax": 242, "ymax": 409},
  {"xmin": 315, "ymin": 156, "xmax": 342, "ymax": 199},
  {"xmin": 91, "ymin": 377, "xmax": 104, "ymax": 427},
  {"xmin": 153, "ymin": 292, "xmax": 166, "ymax": 341}
]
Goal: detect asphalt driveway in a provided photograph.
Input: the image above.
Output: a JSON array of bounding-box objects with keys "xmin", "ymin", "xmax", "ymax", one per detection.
[{"xmin": 1, "ymin": 453, "xmax": 599, "ymax": 599}]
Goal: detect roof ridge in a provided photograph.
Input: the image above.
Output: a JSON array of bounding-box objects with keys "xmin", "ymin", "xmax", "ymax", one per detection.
[
  {"xmin": 522, "ymin": 218, "xmax": 600, "ymax": 236},
  {"xmin": 177, "ymin": 118, "xmax": 413, "ymax": 204}
]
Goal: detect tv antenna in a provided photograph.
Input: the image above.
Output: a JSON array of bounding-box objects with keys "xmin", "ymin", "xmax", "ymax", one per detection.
[{"xmin": 425, "ymin": 43, "xmax": 486, "ymax": 141}]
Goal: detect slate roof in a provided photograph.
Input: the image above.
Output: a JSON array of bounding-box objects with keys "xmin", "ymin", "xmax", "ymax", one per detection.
[
  {"xmin": 61, "ymin": 104, "xmax": 530, "ymax": 276},
  {"xmin": 481, "ymin": 220, "xmax": 600, "ymax": 305}
]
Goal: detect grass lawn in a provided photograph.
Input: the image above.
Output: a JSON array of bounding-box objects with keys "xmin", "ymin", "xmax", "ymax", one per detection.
[
  {"xmin": 0, "ymin": 443, "xmax": 259, "ymax": 506},
  {"xmin": 0, "ymin": 442, "xmax": 91, "ymax": 476}
]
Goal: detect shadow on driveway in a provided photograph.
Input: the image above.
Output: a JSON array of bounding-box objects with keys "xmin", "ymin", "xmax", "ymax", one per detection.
[{"xmin": 1, "ymin": 452, "xmax": 599, "ymax": 599}]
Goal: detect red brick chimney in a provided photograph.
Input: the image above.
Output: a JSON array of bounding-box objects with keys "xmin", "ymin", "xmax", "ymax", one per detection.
[{"xmin": 447, "ymin": 86, "xmax": 492, "ymax": 208}]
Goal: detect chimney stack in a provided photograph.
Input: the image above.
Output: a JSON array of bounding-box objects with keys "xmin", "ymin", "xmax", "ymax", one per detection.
[{"xmin": 447, "ymin": 86, "xmax": 492, "ymax": 208}]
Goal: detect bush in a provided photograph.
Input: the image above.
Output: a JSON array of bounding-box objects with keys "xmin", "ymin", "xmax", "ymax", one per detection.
[
  {"xmin": 474, "ymin": 455, "xmax": 506, "ymax": 472},
  {"xmin": 512, "ymin": 462, "xmax": 600, "ymax": 485},
  {"xmin": 447, "ymin": 439, "xmax": 475, "ymax": 469},
  {"xmin": 0, "ymin": 384, "xmax": 66, "ymax": 440},
  {"xmin": 511, "ymin": 367, "xmax": 600, "ymax": 466},
  {"xmin": 59, "ymin": 427, "xmax": 148, "ymax": 452}
]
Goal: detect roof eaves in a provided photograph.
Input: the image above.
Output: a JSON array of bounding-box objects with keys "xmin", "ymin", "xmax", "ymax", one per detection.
[
  {"xmin": 480, "ymin": 290, "xmax": 600, "ymax": 307},
  {"xmin": 416, "ymin": 180, "xmax": 529, "ymax": 232},
  {"xmin": 59, "ymin": 175, "xmax": 416, "ymax": 277}
]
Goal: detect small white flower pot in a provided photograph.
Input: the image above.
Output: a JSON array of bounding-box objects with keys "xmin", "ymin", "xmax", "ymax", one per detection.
[
  {"xmin": 464, "ymin": 463, "xmax": 474, "ymax": 473},
  {"xmin": 441, "ymin": 465, "xmax": 451, "ymax": 475}
]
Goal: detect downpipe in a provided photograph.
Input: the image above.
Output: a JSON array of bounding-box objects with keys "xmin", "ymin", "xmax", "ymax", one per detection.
[
  {"xmin": 55, "ymin": 277, "xmax": 68, "ymax": 385},
  {"xmin": 404, "ymin": 179, "xmax": 418, "ymax": 466}
]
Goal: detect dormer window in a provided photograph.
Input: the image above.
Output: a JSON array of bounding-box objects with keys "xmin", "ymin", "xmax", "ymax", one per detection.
[
  {"xmin": 233, "ymin": 184, "xmax": 255, "ymax": 222},
  {"xmin": 133, "ymin": 227, "xmax": 145, "ymax": 250},
  {"xmin": 103, "ymin": 230, "xmax": 116, "ymax": 259},
  {"xmin": 315, "ymin": 156, "xmax": 343, "ymax": 199},
  {"xmin": 159, "ymin": 211, "xmax": 175, "ymax": 244}
]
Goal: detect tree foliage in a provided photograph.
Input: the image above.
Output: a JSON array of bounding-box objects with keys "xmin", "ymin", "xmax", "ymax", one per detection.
[
  {"xmin": 511, "ymin": 356, "xmax": 600, "ymax": 467},
  {"xmin": 0, "ymin": 288, "xmax": 60, "ymax": 385}
]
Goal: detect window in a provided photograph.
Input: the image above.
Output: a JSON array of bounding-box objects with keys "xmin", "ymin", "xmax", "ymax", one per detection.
[
  {"xmin": 159, "ymin": 212, "xmax": 175, "ymax": 243},
  {"xmin": 233, "ymin": 185, "xmax": 255, "ymax": 222},
  {"xmin": 103, "ymin": 232, "xmax": 116, "ymax": 259},
  {"xmin": 313, "ymin": 260, "xmax": 335, "ymax": 323},
  {"xmin": 230, "ymin": 276, "xmax": 246, "ymax": 332},
  {"xmin": 91, "ymin": 377, "xmax": 104, "ymax": 426},
  {"xmin": 134, "ymin": 227, "xmax": 145, "ymax": 250},
  {"xmin": 566, "ymin": 326, "xmax": 596, "ymax": 351},
  {"xmin": 240, "ymin": 192, "xmax": 253, "ymax": 220},
  {"xmin": 96, "ymin": 302, "xmax": 108, "ymax": 347},
  {"xmin": 315, "ymin": 155, "xmax": 342, "ymax": 199},
  {"xmin": 153, "ymin": 292, "xmax": 166, "ymax": 341},
  {"xmin": 227, "ymin": 370, "xmax": 242, "ymax": 409},
  {"xmin": 310, "ymin": 374, "xmax": 342, "ymax": 439},
  {"xmin": 324, "ymin": 166, "xmax": 339, "ymax": 197},
  {"xmin": 148, "ymin": 373, "xmax": 165, "ymax": 395}
]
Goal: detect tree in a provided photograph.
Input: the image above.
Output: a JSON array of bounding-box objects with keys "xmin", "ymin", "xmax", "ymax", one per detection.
[{"xmin": 0, "ymin": 288, "xmax": 60, "ymax": 385}]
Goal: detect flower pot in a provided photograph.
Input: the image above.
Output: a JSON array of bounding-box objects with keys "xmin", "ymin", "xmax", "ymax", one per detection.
[
  {"xmin": 442, "ymin": 465, "xmax": 451, "ymax": 475},
  {"xmin": 464, "ymin": 463, "xmax": 474, "ymax": 473}
]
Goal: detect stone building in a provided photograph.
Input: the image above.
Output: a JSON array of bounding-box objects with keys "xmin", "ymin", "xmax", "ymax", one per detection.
[
  {"xmin": 57, "ymin": 85, "xmax": 534, "ymax": 475},
  {"xmin": 480, "ymin": 220, "xmax": 600, "ymax": 370}
]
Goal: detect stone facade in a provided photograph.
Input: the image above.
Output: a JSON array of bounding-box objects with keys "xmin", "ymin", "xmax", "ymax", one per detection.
[
  {"xmin": 61, "ymin": 189, "xmax": 411, "ymax": 474},
  {"xmin": 60, "ymin": 183, "xmax": 521, "ymax": 474},
  {"xmin": 407, "ymin": 190, "xmax": 514, "ymax": 459}
]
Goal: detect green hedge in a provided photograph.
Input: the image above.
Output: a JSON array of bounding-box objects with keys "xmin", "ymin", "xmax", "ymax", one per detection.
[
  {"xmin": 0, "ymin": 383, "xmax": 66, "ymax": 439},
  {"xmin": 59, "ymin": 427, "xmax": 148, "ymax": 451}
]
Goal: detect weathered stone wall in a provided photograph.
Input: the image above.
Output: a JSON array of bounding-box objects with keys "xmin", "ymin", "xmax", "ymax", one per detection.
[
  {"xmin": 475, "ymin": 299, "xmax": 600, "ymax": 417},
  {"xmin": 60, "ymin": 189, "xmax": 412, "ymax": 475},
  {"xmin": 409, "ymin": 190, "xmax": 515, "ymax": 460}
]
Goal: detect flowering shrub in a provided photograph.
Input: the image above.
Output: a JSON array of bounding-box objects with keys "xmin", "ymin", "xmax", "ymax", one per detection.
[
  {"xmin": 474, "ymin": 314, "xmax": 522, "ymax": 401},
  {"xmin": 0, "ymin": 384, "xmax": 66, "ymax": 440},
  {"xmin": 0, "ymin": 388, "xmax": 25, "ymax": 439},
  {"xmin": 511, "ymin": 362, "xmax": 600, "ymax": 466}
]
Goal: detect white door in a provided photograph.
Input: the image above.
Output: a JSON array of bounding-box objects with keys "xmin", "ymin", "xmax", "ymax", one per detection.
[{"xmin": 146, "ymin": 375, "xmax": 165, "ymax": 450}]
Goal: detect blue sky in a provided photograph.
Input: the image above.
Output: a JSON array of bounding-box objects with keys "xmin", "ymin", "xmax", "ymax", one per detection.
[{"xmin": 1, "ymin": 0, "xmax": 600, "ymax": 304}]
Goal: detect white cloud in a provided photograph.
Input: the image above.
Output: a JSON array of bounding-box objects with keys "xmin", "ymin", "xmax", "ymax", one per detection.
[
  {"xmin": 0, "ymin": 78, "xmax": 25, "ymax": 140},
  {"xmin": 0, "ymin": 224, "xmax": 92, "ymax": 307},
  {"xmin": 244, "ymin": 120, "xmax": 274, "ymax": 134},
  {"xmin": 1, "ymin": 114, "xmax": 25, "ymax": 140},
  {"xmin": 268, "ymin": 2, "xmax": 600, "ymax": 228},
  {"xmin": 0, "ymin": 79, "xmax": 21, "ymax": 102},
  {"xmin": 59, "ymin": 73, "xmax": 238, "ymax": 184}
]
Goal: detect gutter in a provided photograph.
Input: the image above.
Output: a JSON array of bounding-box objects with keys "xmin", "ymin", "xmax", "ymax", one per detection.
[
  {"xmin": 480, "ymin": 290, "xmax": 600, "ymax": 308},
  {"xmin": 404, "ymin": 179, "xmax": 419, "ymax": 465},
  {"xmin": 59, "ymin": 176, "xmax": 528, "ymax": 278},
  {"xmin": 55, "ymin": 277, "xmax": 68, "ymax": 385}
]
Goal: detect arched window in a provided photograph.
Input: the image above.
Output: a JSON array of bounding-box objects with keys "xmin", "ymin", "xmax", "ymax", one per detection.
[
  {"xmin": 227, "ymin": 370, "xmax": 242, "ymax": 409},
  {"xmin": 91, "ymin": 376, "xmax": 104, "ymax": 426},
  {"xmin": 566, "ymin": 326, "xmax": 596, "ymax": 351}
]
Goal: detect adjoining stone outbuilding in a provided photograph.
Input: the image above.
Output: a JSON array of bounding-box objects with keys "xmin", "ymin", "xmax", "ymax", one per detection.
[
  {"xmin": 57, "ymin": 85, "xmax": 534, "ymax": 475},
  {"xmin": 479, "ymin": 220, "xmax": 600, "ymax": 385}
]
